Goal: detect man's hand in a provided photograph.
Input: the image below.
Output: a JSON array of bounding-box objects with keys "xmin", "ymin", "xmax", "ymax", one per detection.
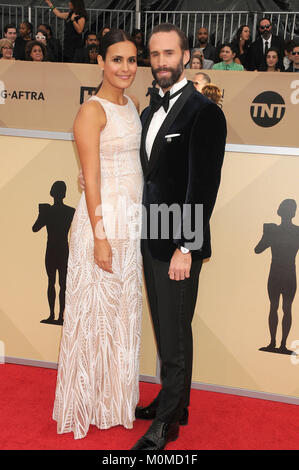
[
  {"xmin": 78, "ymin": 168, "xmax": 86, "ymax": 190},
  {"xmin": 168, "ymin": 249, "xmax": 192, "ymax": 281}
]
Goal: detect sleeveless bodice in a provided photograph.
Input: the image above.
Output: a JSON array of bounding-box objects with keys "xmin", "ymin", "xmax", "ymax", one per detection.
[{"xmin": 88, "ymin": 95, "xmax": 142, "ymax": 179}]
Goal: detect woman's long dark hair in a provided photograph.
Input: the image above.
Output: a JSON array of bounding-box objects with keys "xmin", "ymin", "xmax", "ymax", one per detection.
[
  {"xmin": 232, "ymin": 24, "xmax": 251, "ymax": 55},
  {"xmin": 94, "ymin": 28, "xmax": 136, "ymax": 94},
  {"xmin": 259, "ymin": 46, "xmax": 280, "ymax": 71},
  {"xmin": 69, "ymin": 0, "xmax": 87, "ymax": 18}
]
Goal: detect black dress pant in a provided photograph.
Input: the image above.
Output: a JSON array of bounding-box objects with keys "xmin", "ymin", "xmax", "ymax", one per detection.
[{"xmin": 142, "ymin": 240, "xmax": 203, "ymax": 423}]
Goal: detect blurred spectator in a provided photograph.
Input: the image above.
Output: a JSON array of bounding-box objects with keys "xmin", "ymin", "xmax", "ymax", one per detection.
[
  {"xmin": 3, "ymin": 24, "xmax": 17, "ymax": 47},
  {"xmin": 189, "ymin": 49, "xmax": 214, "ymax": 69},
  {"xmin": 73, "ymin": 31, "xmax": 97, "ymax": 63},
  {"xmin": 97, "ymin": 26, "xmax": 110, "ymax": 47},
  {"xmin": 193, "ymin": 27, "xmax": 216, "ymax": 62},
  {"xmin": 248, "ymin": 17, "xmax": 284, "ymax": 71},
  {"xmin": 14, "ymin": 21, "xmax": 33, "ymax": 60},
  {"xmin": 132, "ymin": 28, "xmax": 150, "ymax": 66},
  {"xmin": 35, "ymin": 28, "xmax": 55, "ymax": 61},
  {"xmin": 201, "ymin": 83, "xmax": 223, "ymax": 106},
  {"xmin": 38, "ymin": 23, "xmax": 62, "ymax": 61},
  {"xmin": 190, "ymin": 53, "xmax": 203, "ymax": 69},
  {"xmin": 192, "ymin": 71, "xmax": 211, "ymax": 92},
  {"xmin": 285, "ymin": 40, "xmax": 299, "ymax": 72},
  {"xmin": 283, "ymin": 39, "xmax": 295, "ymax": 70},
  {"xmin": 259, "ymin": 47, "xmax": 281, "ymax": 71},
  {"xmin": 44, "ymin": 0, "xmax": 87, "ymax": 62},
  {"xmin": 25, "ymin": 40, "xmax": 47, "ymax": 62},
  {"xmin": 86, "ymin": 44, "xmax": 99, "ymax": 64},
  {"xmin": 212, "ymin": 43, "xmax": 244, "ymax": 70},
  {"xmin": 231, "ymin": 24, "xmax": 251, "ymax": 69},
  {"xmin": 0, "ymin": 39, "xmax": 15, "ymax": 60}
]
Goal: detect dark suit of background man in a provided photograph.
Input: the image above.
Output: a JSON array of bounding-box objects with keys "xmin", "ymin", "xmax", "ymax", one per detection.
[
  {"xmin": 248, "ymin": 17, "xmax": 285, "ymax": 71},
  {"xmin": 132, "ymin": 23, "xmax": 227, "ymax": 451}
]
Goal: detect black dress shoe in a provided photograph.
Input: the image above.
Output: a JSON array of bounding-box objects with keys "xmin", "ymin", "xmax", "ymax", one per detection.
[
  {"xmin": 135, "ymin": 404, "xmax": 189, "ymax": 426},
  {"xmin": 131, "ymin": 419, "xmax": 179, "ymax": 450}
]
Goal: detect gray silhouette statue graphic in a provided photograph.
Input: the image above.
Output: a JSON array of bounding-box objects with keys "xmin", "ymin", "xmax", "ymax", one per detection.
[
  {"xmin": 255, "ymin": 199, "xmax": 299, "ymax": 355},
  {"xmin": 32, "ymin": 181, "xmax": 75, "ymax": 325}
]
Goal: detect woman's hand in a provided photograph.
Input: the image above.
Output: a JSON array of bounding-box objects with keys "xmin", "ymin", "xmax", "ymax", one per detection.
[
  {"xmin": 71, "ymin": 12, "xmax": 77, "ymax": 22},
  {"xmin": 44, "ymin": 0, "xmax": 52, "ymax": 7},
  {"xmin": 94, "ymin": 239, "xmax": 113, "ymax": 273}
]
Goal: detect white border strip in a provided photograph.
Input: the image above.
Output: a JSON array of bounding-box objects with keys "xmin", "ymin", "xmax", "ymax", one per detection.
[
  {"xmin": 4, "ymin": 357, "xmax": 299, "ymax": 405},
  {"xmin": 0, "ymin": 127, "xmax": 74, "ymax": 141},
  {"xmin": 1, "ymin": 128, "xmax": 299, "ymax": 156},
  {"xmin": 226, "ymin": 143, "xmax": 299, "ymax": 156}
]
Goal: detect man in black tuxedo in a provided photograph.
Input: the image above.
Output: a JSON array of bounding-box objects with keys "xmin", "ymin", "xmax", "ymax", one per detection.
[
  {"xmin": 248, "ymin": 17, "xmax": 284, "ymax": 71},
  {"xmin": 132, "ymin": 23, "xmax": 227, "ymax": 450}
]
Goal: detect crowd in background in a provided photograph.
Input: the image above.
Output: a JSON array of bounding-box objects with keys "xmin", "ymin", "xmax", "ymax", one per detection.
[
  {"xmin": 1, "ymin": 6, "xmax": 299, "ymax": 72},
  {"xmin": 1, "ymin": 9, "xmax": 299, "ymax": 72},
  {"xmin": 1, "ymin": 1, "xmax": 299, "ymax": 107}
]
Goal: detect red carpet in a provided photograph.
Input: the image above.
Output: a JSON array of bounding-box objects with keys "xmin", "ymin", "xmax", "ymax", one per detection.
[{"xmin": 0, "ymin": 363, "xmax": 298, "ymax": 450}]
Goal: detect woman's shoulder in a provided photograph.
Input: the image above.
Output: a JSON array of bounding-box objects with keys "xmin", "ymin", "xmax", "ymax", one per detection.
[{"xmin": 79, "ymin": 97, "xmax": 107, "ymax": 121}]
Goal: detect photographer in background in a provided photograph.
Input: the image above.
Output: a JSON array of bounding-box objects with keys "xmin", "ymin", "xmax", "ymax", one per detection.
[{"xmin": 44, "ymin": 0, "xmax": 86, "ymax": 62}]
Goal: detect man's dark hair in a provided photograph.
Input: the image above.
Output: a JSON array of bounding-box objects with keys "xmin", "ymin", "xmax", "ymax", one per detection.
[
  {"xmin": 284, "ymin": 39, "xmax": 295, "ymax": 52},
  {"xmin": 292, "ymin": 39, "xmax": 299, "ymax": 51},
  {"xmin": 84, "ymin": 30, "xmax": 97, "ymax": 42},
  {"xmin": 4, "ymin": 23, "xmax": 16, "ymax": 34},
  {"xmin": 149, "ymin": 23, "xmax": 189, "ymax": 51},
  {"xmin": 219, "ymin": 42, "xmax": 237, "ymax": 55},
  {"xmin": 259, "ymin": 17, "xmax": 271, "ymax": 27}
]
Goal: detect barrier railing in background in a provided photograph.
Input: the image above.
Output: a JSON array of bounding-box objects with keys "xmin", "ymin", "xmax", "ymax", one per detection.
[
  {"xmin": 0, "ymin": 4, "xmax": 298, "ymax": 47},
  {"xmin": 143, "ymin": 10, "xmax": 253, "ymax": 45},
  {"xmin": 0, "ymin": 3, "xmax": 24, "ymax": 35},
  {"xmin": 264, "ymin": 11, "xmax": 299, "ymax": 40}
]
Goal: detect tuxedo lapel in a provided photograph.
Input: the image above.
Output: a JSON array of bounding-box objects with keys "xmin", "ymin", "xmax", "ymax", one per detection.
[
  {"xmin": 147, "ymin": 81, "xmax": 194, "ymax": 177},
  {"xmin": 140, "ymin": 107, "xmax": 154, "ymax": 176}
]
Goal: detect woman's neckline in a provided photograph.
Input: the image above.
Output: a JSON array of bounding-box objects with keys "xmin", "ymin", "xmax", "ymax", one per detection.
[{"xmin": 94, "ymin": 95, "xmax": 129, "ymax": 107}]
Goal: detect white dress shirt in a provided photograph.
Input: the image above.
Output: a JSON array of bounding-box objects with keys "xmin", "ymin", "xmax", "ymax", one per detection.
[
  {"xmin": 262, "ymin": 36, "xmax": 272, "ymax": 54},
  {"xmin": 145, "ymin": 77, "xmax": 188, "ymax": 160}
]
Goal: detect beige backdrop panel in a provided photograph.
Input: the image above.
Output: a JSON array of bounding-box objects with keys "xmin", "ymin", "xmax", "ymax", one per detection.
[
  {"xmin": 192, "ymin": 151, "xmax": 299, "ymax": 397},
  {"xmin": 1, "ymin": 61, "xmax": 299, "ymax": 147},
  {"xmin": 1, "ymin": 135, "xmax": 299, "ymax": 397},
  {"xmin": 0, "ymin": 135, "xmax": 156, "ymax": 377}
]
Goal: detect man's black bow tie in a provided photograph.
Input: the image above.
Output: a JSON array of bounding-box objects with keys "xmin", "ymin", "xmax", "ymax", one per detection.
[{"xmin": 146, "ymin": 81, "xmax": 189, "ymax": 113}]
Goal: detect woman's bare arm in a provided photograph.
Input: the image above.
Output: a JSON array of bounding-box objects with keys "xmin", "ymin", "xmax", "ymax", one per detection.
[
  {"xmin": 73, "ymin": 101, "xmax": 106, "ymax": 240},
  {"xmin": 44, "ymin": 1, "xmax": 69, "ymax": 20},
  {"xmin": 71, "ymin": 16, "xmax": 86, "ymax": 34}
]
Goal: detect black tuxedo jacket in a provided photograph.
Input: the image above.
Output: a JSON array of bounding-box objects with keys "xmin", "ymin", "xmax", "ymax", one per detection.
[
  {"xmin": 140, "ymin": 81, "xmax": 227, "ymax": 262},
  {"xmin": 248, "ymin": 35, "xmax": 285, "ymax": 71}
]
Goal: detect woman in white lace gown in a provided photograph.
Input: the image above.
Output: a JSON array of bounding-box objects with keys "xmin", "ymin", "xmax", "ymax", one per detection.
[{"xmin": 52, "ymin": 30, "xmax": 143, "ymax": 439}]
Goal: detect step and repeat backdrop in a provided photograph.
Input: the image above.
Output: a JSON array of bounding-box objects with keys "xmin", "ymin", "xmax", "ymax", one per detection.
[{"xmin": 1, "ymin": 61, "xmax": 299, "ymax": 401}]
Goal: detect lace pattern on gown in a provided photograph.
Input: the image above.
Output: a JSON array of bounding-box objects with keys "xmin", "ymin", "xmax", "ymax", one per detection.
[{"xmin": 52, "ymin": 95, "xmax": 143, "ymax": 439}]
